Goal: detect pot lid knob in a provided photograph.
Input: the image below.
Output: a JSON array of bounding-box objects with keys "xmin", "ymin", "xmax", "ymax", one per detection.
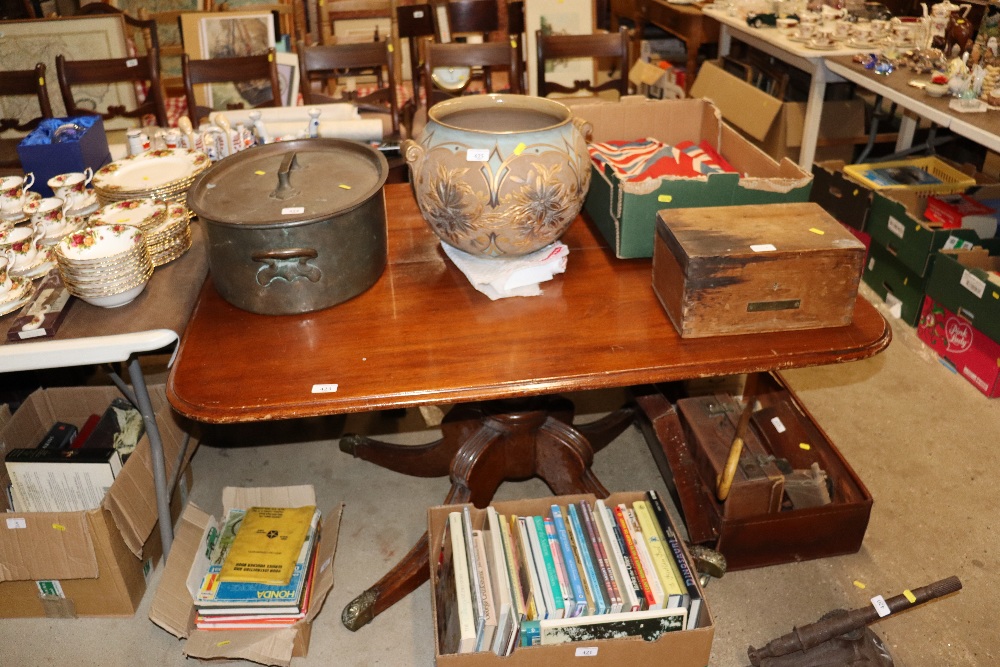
[{"xmin": 272, "ymin": 151, "xmax": 301, "ymax": 201}]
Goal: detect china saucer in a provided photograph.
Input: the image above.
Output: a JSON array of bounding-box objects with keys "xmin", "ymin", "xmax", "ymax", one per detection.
[
  {"xmin": 10, "ymin": 248, "xmax": 55, "ymax": 280},
  {"xmin": 65, "ymin": 191, "xmax": 100, "ymax": 217},
  {"xmin": 0, "ymin": 277, "xmax": 35, "ymax": 316},
  {"xmin": 2, "ymin": 191, "xmax": 41, "ymax": 224},
  {"xmin": 41, "ymin": 219, "xmax": 86, "ymax": 245}
]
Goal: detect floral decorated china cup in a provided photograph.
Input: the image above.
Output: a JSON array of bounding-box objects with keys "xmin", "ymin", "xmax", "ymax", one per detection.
[
  {"xmin": 48, "ymin": 169, "xmax": 93, "ymax": 209},
  {"xmin": 0, "ymin": 173, "xmax": 35, "ymax": 219},
  {"xmin": 27, "ymin": 197, "xmax": 66, "ymax": 234},
  {"xmin": 0, "ymin": 249, "xmax": 14, "ymax": 293},
  {"xmin": 0, "ymin": 222, "xmax": 44, "ymax": 270}
]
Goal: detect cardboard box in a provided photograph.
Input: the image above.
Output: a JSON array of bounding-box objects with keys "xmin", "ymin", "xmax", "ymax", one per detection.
[
  {"xmin": 428, "ymin": 492, "xmax": 714, "ymax": 667},
  {"xmin": 690, "ymin": 60, "xmax": 866, "ymax": 165},
  {"xmin": 0, "ymin": 384, "xmax": 195, "ymax": 618},
  {"xmin": 577, "ymin": 97, "xmax": 812, "ymax": 259},
  {"xmin": 862, "ymin": 241, "xmax": 928, "ymax": 327},
  {"xmin": 628, "ymin": 60, "xmax": 685, "ymax": 100},
  {"xmin": 811, "ymin": 160, "xmax": 874, "ymax": 231},
  {"xmin": 16, "ymin": 116, "xmax": 112, "ymax": 198},
  {"xmin": 925, "ymin": 247, "xmax": 1000, "ymax": 343},
  {"xmin": 149, "ymin": 486, "xmax": 343, "ymax": 667},
  {"xmin": 917, "ymin": 296, "xmax": 1000, "ymax": 398},
  {"xmin": 652, "ymin": 202, "xmax": 865, "ymax": 337},
  {"xmin": 865, "ymin": 187, "xmax": 993, "ymax": 277}
]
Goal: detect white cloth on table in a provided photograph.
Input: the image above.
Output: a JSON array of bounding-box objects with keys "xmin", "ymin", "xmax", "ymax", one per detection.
[{"xmin": 441, "ymin": 241, "xmax": 569, "ymax": 300}]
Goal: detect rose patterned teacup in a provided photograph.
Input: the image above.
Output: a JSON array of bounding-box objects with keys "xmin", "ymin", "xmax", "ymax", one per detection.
[
  {"xmin": 0, "ymin": 223, "xmax": 44, "ymax": 270},
  {"xmin": 26, "ymin": 197, "xmax": 68, "ymax": 238},
  {"xmin": 0, "ymin": 174, "xmax": 35, "ymax": 219},
  {"xmin": 0, "ymin": 249, "xmax": 14, "ymax": 293},
  {"xmin": 47, "ymin": 168, "xmax": 93, "ymax": 210}
]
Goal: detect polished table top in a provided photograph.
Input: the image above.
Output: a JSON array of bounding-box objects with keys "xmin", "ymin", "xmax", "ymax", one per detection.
[{"xmin": 167, "ymin": 183, "xmax": 890, "ymax": 424}]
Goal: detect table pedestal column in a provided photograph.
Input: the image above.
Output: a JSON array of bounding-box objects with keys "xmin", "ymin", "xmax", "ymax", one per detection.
[{"xmin": 339, "ymin": 397, "xmax": 634, "ymax": 631}]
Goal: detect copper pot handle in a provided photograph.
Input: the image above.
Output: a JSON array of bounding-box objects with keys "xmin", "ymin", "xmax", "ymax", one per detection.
[{"xmin": 271, "ymin": 152, "xmax": 301, "ymax": 200}]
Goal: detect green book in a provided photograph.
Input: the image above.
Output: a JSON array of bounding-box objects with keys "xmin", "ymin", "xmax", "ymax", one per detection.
[{"xmin": 532, "ymin": 515, "xmax": 565, "ymax": 619}]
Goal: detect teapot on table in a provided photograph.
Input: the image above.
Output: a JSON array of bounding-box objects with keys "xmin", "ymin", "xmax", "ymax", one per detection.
[{"xmin": 921, "ymin": 0, "xmax": 972, "ymax": 49}]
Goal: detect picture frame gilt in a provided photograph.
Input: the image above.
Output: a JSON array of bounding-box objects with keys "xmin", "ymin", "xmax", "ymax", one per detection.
[{"xmin": 524, "ymin": 0, "xmax": 596, "ymax": 97}]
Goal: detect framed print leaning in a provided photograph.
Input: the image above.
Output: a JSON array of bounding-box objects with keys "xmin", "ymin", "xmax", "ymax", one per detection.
[
  {"xmin": 0, "ymin": 15, "xmax": 138, "ymax": 132},
  {"xmin": 524, "ymin": 0, "xmax": 596, "ymax": 97}
]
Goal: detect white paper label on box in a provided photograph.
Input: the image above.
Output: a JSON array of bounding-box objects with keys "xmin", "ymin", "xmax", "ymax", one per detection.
[
  {"xmin": 887, "ymin": 216, "xmax": 906, "ymax": 239},
  {"xmin": 884, "ymin": 292, "xmax": 903, "ymax": 319},
  {"xmin": 770, "ymin": 417, "xmax": 786, "ymax": 433},
  {"xmin": 960, "ymin": 269, "xmax": 987, "ymax": 299},
  {"xmin": 413, "ymin": 9, "xmax": 424, "ymax": 16},
  {"xmin": 6, "ymin": 517, "xmax": 27, "ymax": 529},
  {"xmin": 871, "ymin": 595, "xmax": 891, "ymax": 618},
  {"xmin": 126, "ymin": 58, "xmax": 138, "ymax": 68},
  {"xmin": 868, "ymin": 257, "xmax": 876, "ymax": 271},
  {"xmin": 466, "ymin": 148, "xmax": 490, "ymax": 162},
  {"xmin": 750, "ymin": 244, "xmax": 777, "ymax": 252},
  {"xmin": 575, "ymin": 647, "xmax": 599, "ymax": 657},
  {"xmin": 282, "ymin": 207, "xmax": 305, "ymax": 215},
  {"xmin": 311, "ymin": 383, "xmax": 339, "ymax": 393}
]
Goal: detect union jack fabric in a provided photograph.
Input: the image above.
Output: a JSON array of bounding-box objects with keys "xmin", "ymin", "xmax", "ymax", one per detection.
[{"xmin": 588, "ymin": 137, "xmax": 737, "ymax": 182}]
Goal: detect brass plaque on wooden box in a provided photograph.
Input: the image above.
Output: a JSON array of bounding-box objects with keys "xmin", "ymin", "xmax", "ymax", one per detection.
[{"xmin": 652, "ymin": 202, "xmax": 865, "ymax": 338}]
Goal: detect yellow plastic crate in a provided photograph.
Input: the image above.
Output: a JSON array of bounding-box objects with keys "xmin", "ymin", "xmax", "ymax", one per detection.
[{"xmin": 843, "ymin": 157, "xmax": 975, "ymax": 195}]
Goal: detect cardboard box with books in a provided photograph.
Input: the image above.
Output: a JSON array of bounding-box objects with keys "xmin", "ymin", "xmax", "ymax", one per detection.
[
  {"xmin": 428, "ymin": 491, "xmax": 714, "ymax": 667},
  {"xmin": 0, "ymin": 384, "xmax": 195, "ymax": 618},
  {"xmin": 149, "ymin": 485, "xmax": 343, "ymax": 667},
  {"xmin": 576, "ymin": 96, "xmax": 811, "ymax": 258}
]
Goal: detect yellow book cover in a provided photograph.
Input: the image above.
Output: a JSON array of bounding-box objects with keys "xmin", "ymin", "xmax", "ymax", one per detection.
[
  {"xmin": 219, "ymin": 505, "xmax": 317, "ymax": 586},
  {"xmin": 633, "ymin": 501, "xmax": 684, "ymax": 599}
]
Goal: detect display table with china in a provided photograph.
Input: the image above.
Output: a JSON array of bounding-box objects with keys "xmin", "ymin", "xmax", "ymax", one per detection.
[
  {"xmin": 701, "ymin": 4, "xmax": 875, "ymax": 169},
  {"xmin": 0, "ymin": 147, "xmax": 211, "ymax": 556}
]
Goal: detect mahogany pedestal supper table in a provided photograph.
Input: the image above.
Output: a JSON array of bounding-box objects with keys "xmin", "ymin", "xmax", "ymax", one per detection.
[{"xmin": 166, "ymin": 183, "xmax": 890, "ymax": 631}]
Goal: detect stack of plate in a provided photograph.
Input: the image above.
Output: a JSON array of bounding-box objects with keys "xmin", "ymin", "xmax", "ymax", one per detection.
[
  {"xmin": 54, "ymin": 224, "xmax": 153, "ymax": 308},
  {"xmin": 145, "ymin": 202, "xmax": 194, "ymax": 267},
  {"xmin": 92, "ymin": 148, "xmax": 211, "ymax": 206}
]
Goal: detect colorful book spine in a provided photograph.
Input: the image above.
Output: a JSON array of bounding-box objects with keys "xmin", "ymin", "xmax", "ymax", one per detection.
[
  {"xmin": 472, "ymin": 529, "xmax": 498, "ymax": 652},
  {"xmin": 550, "ymin": 506, "xmax": 587, "ymax": 618},
  {"xmin": 521, "ymin": 516, "xmax": 552, "ymax": 620},
  {"xmin": 462, "ymin": 506, "xmax": 486, "ymax": 651},
  {"xmin": 511, "ymin": 515, "xmax": 539, "ymax": 622},
  {"xmin": 448, "ymin": 511, "xmax": 478, "ymax": 653},
  {"xmin": 596, "ymin": 499, "xmax": 642, "ymax": 612},
  {"xmin": 633, "ymin": 500, "xmax": 686, "ymax": 607},
  {"xmin": 622, "ymin": 505, "xmax": 664, "ymax": 610},
  {"xmin": 543, "ymin": 517, "xmax": 573, "ymax": 618},
  {"xmin": 567, "ymin": 503, "xmax": 606, "ymax": 615},
  {"xmin": 646, "ymin": 490, "xmax": 703, "ymax": 630},
  {"xmin": 532, "ymin": 515, "xmax": 565, "ymax": 619},
  {"xmin": 613, "ymin": 504, "xmax": 653, "ymax": 610},
  {"xmin": 579, "ymin": 500, "xmax": 622, "ymax": 613}
]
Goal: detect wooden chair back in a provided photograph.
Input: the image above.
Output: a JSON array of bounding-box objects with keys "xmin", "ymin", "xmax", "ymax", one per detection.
[
  {"xmin": 445, "ymin": 0, "xmax": 499, "ymax": 39},
  {"xmin": 397, "ymin": 3, "xmax": 437, "ymax": 109},
  {"xmin": 0, "ymin": 63, "xmax": 54, "ymax": 170},
  {"xmin": 507, "ymin": 1, "xmax": 527, "ymax": 93},
  {"xmin": 56, "ymin": 49, "xmax": 169, "ymax": 129},
  {"xmin": 77, "ymin": 2, "xmax": 160, "ymax": 54},
  {"xmin": 535, "ymin": 27, "xmax": 631, "ymax": 98},
  {"xmin": 182, "ymin": 48, "xmax": 281, "ymax": 127},
  {"xmin": 297, "ymin": 39, "xmax": 400, "ymax": 138},
  {"xmin": 422, "ymin": 39, "xmax": 521, "ymax": 107}
]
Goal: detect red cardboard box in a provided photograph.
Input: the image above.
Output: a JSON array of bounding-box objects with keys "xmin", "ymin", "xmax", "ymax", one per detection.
[{"xmin": 917, "ymin": 296, "xmax": 1000, "ymax": 398}]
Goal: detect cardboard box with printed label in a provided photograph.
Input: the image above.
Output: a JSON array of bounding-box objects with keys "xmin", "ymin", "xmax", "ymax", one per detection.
[
  {"xmin": 428, "ymin": 491, "xmax": 714, "ymax": 667},
  {"xmin": 577, "ymin": 97, "xmax": 812, "ymax": 259},
  {"xmin": 690, "ymin": 60, "xmax": 866, "ymax": 165},
  {"xmin": 917, "ymin": 296, "xmax": 1000, "ymax": 398},
  {"xmin": 149, "ymin": 485, "xmax": 342, "ymax": 667},
  {"xmin": 0, "ymin": 384, "xmax": 195, "ymax": 618},
  {"xmin": 925, "ymin": 247, "xmax": 1000, "ymax": 343},
  {"xmin": 862, "ymin": 242, "xmax": 928, "ymax": 327}
]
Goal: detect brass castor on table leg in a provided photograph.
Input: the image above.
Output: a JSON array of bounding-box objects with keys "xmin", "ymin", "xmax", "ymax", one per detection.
[{"xmin": 342, "ymin": 588, "xmax": 378, "ymax": 631}]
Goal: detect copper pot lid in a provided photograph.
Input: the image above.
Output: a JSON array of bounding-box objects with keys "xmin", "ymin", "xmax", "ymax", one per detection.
[{"xmin": 187, "ymin": 138, "xmax": 388, "ymax": 229}]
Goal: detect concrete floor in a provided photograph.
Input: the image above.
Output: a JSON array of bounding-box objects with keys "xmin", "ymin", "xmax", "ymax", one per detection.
[{"xmin": 1, "ymin": 287, "xmax": 995, "ymax": 667}]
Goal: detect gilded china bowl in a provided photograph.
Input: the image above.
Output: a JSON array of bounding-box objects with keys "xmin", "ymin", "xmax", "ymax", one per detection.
[{"xmin": 404, "ymin": 94, "xmax": 592, "ymax": 257}]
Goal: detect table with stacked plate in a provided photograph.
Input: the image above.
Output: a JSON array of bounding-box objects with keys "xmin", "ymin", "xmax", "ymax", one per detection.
[{"xmin": 0, "ymin": 147, "xmax": 213, "ymax": 556}]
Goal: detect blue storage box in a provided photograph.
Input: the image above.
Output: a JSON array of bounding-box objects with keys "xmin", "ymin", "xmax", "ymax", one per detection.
[{"xmin": 17, "ymin": 116, "xmax": 112, "ymax": 198}]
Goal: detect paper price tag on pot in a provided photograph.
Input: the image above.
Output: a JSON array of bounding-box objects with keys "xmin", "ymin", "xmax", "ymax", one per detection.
[{"xmin": 466, "ymin": 148, "xmax": 490, "ymax": 162}]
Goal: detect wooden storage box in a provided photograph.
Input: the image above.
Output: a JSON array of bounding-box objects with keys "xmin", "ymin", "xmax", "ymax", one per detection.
[
  {"xmin": 652, "ymin": 202, "xmax": 866, "ymax": 338},
  {"xmin": 633, "ymin": 372, "xmax": 873, "ymax": 571}
]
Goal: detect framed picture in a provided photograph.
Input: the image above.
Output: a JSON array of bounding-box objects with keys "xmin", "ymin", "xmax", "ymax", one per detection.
[
  {"xmin": 0, "ymin": 15, "xmax": 138, "ymax": 132},
  {"xmin": 524, "ymin": 0, "xmax": 595, "ymax": 97},
  {"xmin": 117, "ymin": 0, "xmax": 206, "ymax": 82},
  {"xmin": 182, "ymin": 11, "xmax": 277, "ymax": 109},
  {"xmin": 275, "ymin": 51, "xmax": 300, "ymax": 107}
]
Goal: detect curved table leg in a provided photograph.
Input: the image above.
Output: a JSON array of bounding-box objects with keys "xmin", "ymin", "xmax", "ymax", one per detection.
[
  {"xmin": 341, "ymin": 396, "xmax": 629, "ymax": 631},
  {"xmin": 575, "ymin": 406, "xmax": 636, "ymax": 454}
]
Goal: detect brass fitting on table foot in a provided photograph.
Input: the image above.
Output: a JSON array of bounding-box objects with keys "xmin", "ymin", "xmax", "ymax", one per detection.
[
  {"xmin": 688, "ymin": 544, "xmax": 727, "ymax": 583},
  {"xmin": 339, "ymin": 433, "xmax": 363, "ymax": 456},
  {"xmin": 342, "ymin": 588, "xmax": 378, "ymax": 631}
]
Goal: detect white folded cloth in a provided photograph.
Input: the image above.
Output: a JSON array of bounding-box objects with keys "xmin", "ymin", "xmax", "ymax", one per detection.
[{"xmin": 441, "ymin": 241, "xmax": 569, "ymax": 300}]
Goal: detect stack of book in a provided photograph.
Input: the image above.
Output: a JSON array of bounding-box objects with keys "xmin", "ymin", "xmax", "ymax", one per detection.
[
  {"xmin": 192, "ymin": 505, "xmax": 322, "ymax": 630},
  {"xmin": 434, "ymin": 490, "xmax": 702, "ymax": 656}
]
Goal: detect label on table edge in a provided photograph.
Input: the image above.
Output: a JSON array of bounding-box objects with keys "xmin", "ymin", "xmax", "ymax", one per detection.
[{"xmin": 311, "ymin": 384, "xmax": 338, "ymax": 394}]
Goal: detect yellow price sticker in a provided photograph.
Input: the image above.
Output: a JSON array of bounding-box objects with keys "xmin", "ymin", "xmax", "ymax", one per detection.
[
  {"xmin": 52, "ymin": 523, "xmax": 66, "ymax": 531},
  {"xmin": 904, "ymin": 589, "xmax": 916, "ymax": 603},
  {"xmin": 903, "ymin": 277, "xmax": 909, "ymax": 285},
  {"xmin": 993, "ymin": 292, "xmax": 999, "ymax": 300},
  {"xmin": 853, "ymin": 189, "xmax": 859, "ymax": 196},
  {"xmin": 853, "ymin": 580, "xmax": 866, "ymax": 589},
  {"xmin": 216, "ymin": 640, "xmax": 231, "ymax": 647},
  {"xmin": 39, "ymin": 77, "xmax": 45, "ymax": 86},
  {"xmin": 514, "ymin": 142, "xmax": 526, "ymax": 155},
  {"xmin": 268, "ymin": 52, "xmax": 274, "ymax": 62},
  {"xmin": 255, "ymin": 170, "xmax": 266, "ymax": 176},
  {"xmin": 658, "ymin": 194, "xmax": 672, "ymax": 203},
  {"xmin": 809, "ymin": 227, "xmax": 825, "ymax": 235},
  {"xmin": 511, "ymin": 39, "xmax": 517, "ymax": 48},
  {"xmin": 339, "ymin": 184, "xmax": 352, "ymax": 190},
  {"xmin": 388, "ymin": 43, "xmax": 394, "ymax": 52},
  {"xmin": 799, "ymin": 443, "xmax": 811, "ymax": 451}
]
